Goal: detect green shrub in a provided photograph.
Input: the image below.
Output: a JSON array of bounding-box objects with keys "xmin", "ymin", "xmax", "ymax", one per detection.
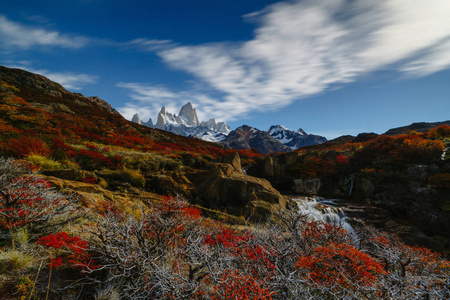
[
  {"xmin": 25, "ymin": 154, "xmax": 62, "ymax": 170},
  {"xmin": 101, "ymin": 169, "xmax": 146, "ymax": 188}
]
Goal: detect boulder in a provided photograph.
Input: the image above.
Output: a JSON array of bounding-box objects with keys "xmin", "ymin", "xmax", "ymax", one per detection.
[
  {"xmin": 189, "ymin": 163, "xmax": 291, "ymax": 221},
  {"xmin": 44, "ymin": 176, "xmax": 164, "ymax": 213},
  {"xmin": 219, "ymin": 152, "xmax": 243, "ymax": 173}
]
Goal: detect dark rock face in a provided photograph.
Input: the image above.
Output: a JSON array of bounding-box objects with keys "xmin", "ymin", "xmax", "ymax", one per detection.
[
  {"xmin": 384, "ymin": 121, "xmax": 450, "ymax": 135},
  {"xmin": 221, "ymin": 125, "xmax": 291, "ymax": 154},
  {"xmin": 291, "ymin": 178, "xmax": 321, "ymax": 195}
]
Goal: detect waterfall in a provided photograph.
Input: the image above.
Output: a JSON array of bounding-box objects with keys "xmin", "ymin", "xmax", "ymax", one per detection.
[
  {"xmin": 292, "ymin": 196, "xmax": 357, "ymax": 241},
  {"xmin": 442, "ymin": 147, "xmax": 449, "ymax": 161}
]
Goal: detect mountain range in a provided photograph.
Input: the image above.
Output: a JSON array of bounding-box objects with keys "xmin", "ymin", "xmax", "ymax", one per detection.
[
  {"xmin": 132, "ymin": 103, "xmax": 232, "ymax": 142},
  {"xmin": 132, "ymin": 103, "xmax": 328, "ymax": 153}
]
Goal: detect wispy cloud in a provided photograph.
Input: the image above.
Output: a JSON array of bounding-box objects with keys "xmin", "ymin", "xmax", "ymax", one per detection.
[
  {"xmin": 132, "ymin": 0, "xmax": 450, "ymax": 122},
  {"xmin": 120, "ymin": 38, "xmax": 176, "ymax": 52},
  {"xmin": 117, "ymin": 82, "xmax": 229, "ymax": 122},
  {"xmin": 0, "ymin": 15, "xmax": 90, "ymax": 49},
  {"xmin": 116, "ymin": 82, "xmax": 184, "ymax": 121},
  {"xmin": 42, "ymin": 71, "xmax": 98, "ymax": 90}
]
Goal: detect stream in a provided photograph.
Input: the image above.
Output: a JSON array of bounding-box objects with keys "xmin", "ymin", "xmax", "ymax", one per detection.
[{"xmin": 292, "ymin": 196, "xmax": 357, "ymax": 240}]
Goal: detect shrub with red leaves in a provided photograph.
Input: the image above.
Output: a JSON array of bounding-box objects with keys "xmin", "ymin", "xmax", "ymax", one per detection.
[{"xmin": 37, "ymin": 232, "xmax": 98, "ymax": 270}]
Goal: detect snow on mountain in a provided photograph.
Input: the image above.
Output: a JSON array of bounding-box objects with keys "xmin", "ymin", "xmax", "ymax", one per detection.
[
  {"xmin": 132, "ymin": 102, "xmax": 231, "ymax": 142},
  {"xmin": 267, "ymin": 125, "xmax": 327, "ymax": 149},
  {"xmin": 131, "ymin": 105, "xmax": 325, "ymax": 149}
]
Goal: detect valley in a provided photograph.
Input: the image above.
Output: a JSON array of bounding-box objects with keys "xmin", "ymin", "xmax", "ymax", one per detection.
[{"xmin": 0, "ymin": 66, "xmax": 449, "ymax": 299}]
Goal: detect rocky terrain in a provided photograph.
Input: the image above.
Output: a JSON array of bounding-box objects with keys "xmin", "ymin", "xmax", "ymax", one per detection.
[{"xmin": 0, "ymin": 66, "xmax": 292, "ymax": 222}]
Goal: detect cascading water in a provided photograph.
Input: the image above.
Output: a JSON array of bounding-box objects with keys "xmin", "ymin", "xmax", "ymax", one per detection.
[
  {"xmin": 292, "ymin": 196, "xmax": 357, "ymax": 241},
  {"xmin": 442, "ymin": 147, "xmax": 449, "ymax": 161}
]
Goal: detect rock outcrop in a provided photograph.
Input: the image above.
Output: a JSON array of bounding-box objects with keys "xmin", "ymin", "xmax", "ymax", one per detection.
[
  {"xmin": 86, "ymin": 96, "xmax": 121, "ymax": 116},
  {"xmin": 187, "ymin": 153, "xmax": 294, "ymax": 221}
]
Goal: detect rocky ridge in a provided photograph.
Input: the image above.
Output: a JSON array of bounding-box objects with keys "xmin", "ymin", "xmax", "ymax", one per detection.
[
  {"xmin": 221, "ymin": 125, "xmax": 292, "ymax": 154},
  {"xmin": 268, "ymin": 125, "xmax": 327, "ymax": 149},
  {"xmin": 384, "ymin": 120, "xmax": 450, "ymax": 135},
  {"xmin": 87, "ymin": 96, "xmax": 121, "ymax": 116}
]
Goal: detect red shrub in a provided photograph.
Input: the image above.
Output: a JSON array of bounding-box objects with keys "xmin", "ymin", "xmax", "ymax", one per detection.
[
  {"xmin": 210, "ymin": 270, "xmax": 275, "ymax": 300},
  {"xmin": 37, "ymin": 232, "xmax": 98, "ymax": 271},
  {"xmin": 8, "ymin": 137, "xmax": 50, "ymax": 157},
  {"xmin": 296, "ymin": 243, "xmax": 385, "ymax": 288}
]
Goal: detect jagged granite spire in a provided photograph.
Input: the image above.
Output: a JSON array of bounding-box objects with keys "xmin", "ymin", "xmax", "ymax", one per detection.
[
  {"xmin": 132, "ymin": 102, "xmax": 231, "ymax": 142},
  {"xmin": 178, "ymin": 102, "xmax": 199, "ymax": 126},
  {"xmin": 131, "ymin": 113, "xmax": 142, "ymax": 125}
]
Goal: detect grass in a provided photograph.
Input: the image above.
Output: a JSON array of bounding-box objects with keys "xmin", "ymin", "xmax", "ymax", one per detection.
[
  {"xmin": 0, "ymin": 250, "xmax": 34, "ymax": 272},
  {"xmin": 26, "ymin": 154, "xmax": 62, "ymax": 170}
]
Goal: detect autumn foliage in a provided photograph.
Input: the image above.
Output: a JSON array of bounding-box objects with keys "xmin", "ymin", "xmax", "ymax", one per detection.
[
  {"xmin": 0, "ymin": 157, "xmax": 449, "ymax": 299},
  {"xmin": 37, "ymin": 232, "xmax": 98, "ymax": 270},
  {"xmin": 296, "ymin": 243, "xmax": 385, "ymax": 288}
]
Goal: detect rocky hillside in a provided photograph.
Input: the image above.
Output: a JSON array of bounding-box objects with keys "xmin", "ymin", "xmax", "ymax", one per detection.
[
  {"xmin": 0, "ymin": 66, "xmax": 288, "ymax": 222},
  {"xmin": 384, "ymin": 120, "xmax": 450, "ymax": 135},
  {"xmin": 221, "ymin": 125, "xmax": 292, "ymax": 154}
]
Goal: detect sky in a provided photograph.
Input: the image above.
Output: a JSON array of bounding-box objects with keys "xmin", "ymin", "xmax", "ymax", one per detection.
[{"xmin": 1, "ymin": 0, "xmax": 450, "ymax": 139}]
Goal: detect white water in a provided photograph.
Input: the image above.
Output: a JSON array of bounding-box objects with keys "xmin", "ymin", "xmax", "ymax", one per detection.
[
  {"xmin": 292, "ymin": 196, "xmax": 357, "ymax": 241},
  {"xmin": 442, "ymin": 147, "xmax": 449, "ymax": 161}
]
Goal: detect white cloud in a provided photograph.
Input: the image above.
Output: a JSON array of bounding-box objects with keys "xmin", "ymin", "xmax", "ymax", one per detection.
[
  {"xmin": 117, "ymin": 82, "xmax": 232, "ymax": 122},
  {"xmin": 0, "ymin": 15, "xmax": 89, "ymax": 49},
  {"xmin": 148, "ymin": 0, "xmax": 450, "ymax": 121},
  {"xmin": 116, "ymin": 82, "xmax": 186, "ymax": 121}
]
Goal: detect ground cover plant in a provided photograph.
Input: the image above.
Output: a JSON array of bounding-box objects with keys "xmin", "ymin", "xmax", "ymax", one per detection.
[{"xmin": 0, "ymin": 157, "xmax": 449, "ymax": 299}]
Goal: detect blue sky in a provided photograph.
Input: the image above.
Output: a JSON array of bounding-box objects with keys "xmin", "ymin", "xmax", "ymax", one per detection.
[{"xmin": 1, "ymin": 0, "xmax": 450, "ymax": 139}]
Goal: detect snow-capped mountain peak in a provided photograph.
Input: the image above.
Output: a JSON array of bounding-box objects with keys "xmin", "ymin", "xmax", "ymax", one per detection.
[
  {"xmin": 132, "ymin": 102, "xmax": 231, "ymax": 142},
  {"xmin": 267, "ymin": 125, "xmax": 327, "ymax": 149}
]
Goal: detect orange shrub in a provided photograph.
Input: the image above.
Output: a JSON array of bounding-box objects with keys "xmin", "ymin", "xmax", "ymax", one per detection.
[
  {"xmin": 296, "ymin": 243, "xmax": 385, "ymax": 289},
  {"xmin": 428, "ymin": 124, "xmax": 450, "ymax": 139}
]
